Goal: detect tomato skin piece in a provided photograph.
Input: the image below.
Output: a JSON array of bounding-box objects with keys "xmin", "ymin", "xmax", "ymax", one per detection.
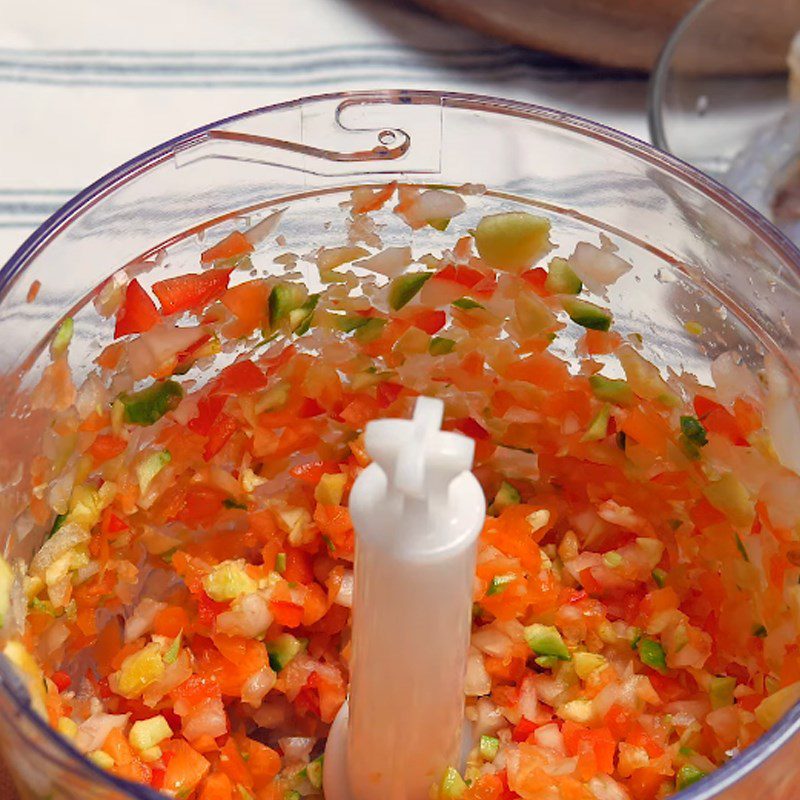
[
  {"xmin": 694, "ymin": 395, "xmax": 748, "ymax": 445},
  {"xmin": 202, "ymin": 413, "xmax": 238, "ymax": 461},
  {"xmin": 212, "ymin": 359, "xmax": 268, "ymax": 395},
  {"xmin": 450, "ymin": 417, "xmax": 491, "ymax": 441},
  {"xmin": 200, "ymin": 230, "xmax": 254, "ymax": 265},
  {"xmin": 290, "ymin": 460, "xmax": 340, "ymax": 484},
  {"xmin": 51, "ymin": 671, "xmax": 71, "ymax": 692},
  {"xmin": 114, "ymin": 279, "xmax": 160, "ymax": 338},
  {"xmin": 152, "ymin": 268, "xmax": 233, "ymax": 315}
]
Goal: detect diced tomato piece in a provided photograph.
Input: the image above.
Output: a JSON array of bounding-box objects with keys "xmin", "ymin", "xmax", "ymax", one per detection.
[
  {"xmin": 239, "ymin": 739, "xmax": 280, "ymax": 788},
  {"xmin": 512, "ymin": 717, "xmax": 537, "ymax": 742},
  {"xmin": 177, "ymin": 484, "xmax": 226, "ymax": 526},
  {"xmin": 153, "ymin": 606, "xmax": 189, "ymax": 638},
  {"xmin": 114, "ymin": 279, "xmax": 160, "ymax": 338},
  {"xmin": 197, "ymin": 592, "xmax": 230, "ymax": 627},
  {"xmin": 339, "ymin": 395, "xmax": 381, "ymax": 428},
  {"xmin": 450, "ymin": 417, "xmax": 491, "ymax": 441},
  {"xmin": 621, "ymin": 407, "xmax": 671, "ymax": 457},
  {"xmin": 410, "ymin": 308, "xmax": 446, "ymax": 334},
  {"xmin": 283, "ymin": 548, "xmax": 314, "ymax": 584},
  {"xmin": 434, "ymin": 264, "xmax": 485, "ymax": 289},
  {"xmin": 153, "ymin": 268, "xmax": 233, "ymax": 316},
  {"xmin": 172, "ymin": 673, "xmax": 221, "ymax": 706},
  {"xmin": 270, "ymin": 600, "xmax": 305, "ymax": 628},
  {"xmin": 629, "ymin": 767, "xmax": 666, "ymax": 800},
  {"xmin": 520, "ymin": 267, "xmax": 549, "ymax": 296},
  {"xmin": 88, "ymin": 434, "xmax": 127, "ymax": 465},
  {"xmin": 604, "ymin": 704, "xmax": 634, "ymax": 738},
  {"xmin": 51, "ymin": 671, "xmax": 71, "ymax": 692},
  {"xmin": 298, "ymin": 397, "xmax": 325, "ymax": 417},
  {"xmin": 589, "ymin": 727, "xmax": 616, "ymax": 774},
  {"xmin": 203, "ymin": 413, "xmax": 238, "ymax": 461},
  {"xmin": 212, "ymin": 359, "xmax": 268, "ymax": 396},
  {"xmin": 200, "ymin": 231, "xmax": 254, "ymax": 265},
  {"xmin": 151, "ymin": 767, "xmax": 166, "ymax": 791},
  {"xmin": 505, "ymin": 353, "xmax": 571, "ymax": 391},
  {"xmin": 376, "ymin": 381, "xmax": 404, "ymax": 408},
  {"xmin": 221, "ymin": 279, "xmax": 269, "ymax": 337},
  {"xmin": 199, "ymin": 772, "xmax": 233, "ymax": 800},
  {"xmin": 162, "ymin": 740, "xmax": 211, "ymax": 796},
  {"xmin": 188, "ymin": 395, "xmax": 227, "ymax": 437}
]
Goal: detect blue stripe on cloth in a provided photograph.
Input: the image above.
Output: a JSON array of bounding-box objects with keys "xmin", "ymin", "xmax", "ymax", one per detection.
[{"xmin": 0, "ymin": 47, "xmax": 641, "ymax": 87}]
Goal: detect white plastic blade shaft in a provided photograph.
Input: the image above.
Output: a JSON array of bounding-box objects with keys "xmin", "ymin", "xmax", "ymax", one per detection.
[{"xmin": 324, "ymin": 397, "xmax": 485, "ymax": 800}]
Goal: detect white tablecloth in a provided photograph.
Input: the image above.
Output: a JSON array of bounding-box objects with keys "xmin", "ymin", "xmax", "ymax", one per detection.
[{"xmin": 0, "ymin": 0, "xmax": 649, "ymax": 266}]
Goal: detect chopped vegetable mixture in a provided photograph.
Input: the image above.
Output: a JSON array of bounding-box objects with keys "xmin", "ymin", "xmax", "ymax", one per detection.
[{"xmin": 8, "ymin": 182, "xmax": 800, "ymax": 800}]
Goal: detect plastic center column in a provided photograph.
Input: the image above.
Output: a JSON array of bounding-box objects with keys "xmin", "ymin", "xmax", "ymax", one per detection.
[{"xmin": 324, "ymin": 396, "xmax": 486, "ymax": 800}]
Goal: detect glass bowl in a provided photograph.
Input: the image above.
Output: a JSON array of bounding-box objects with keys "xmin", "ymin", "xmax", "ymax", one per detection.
[
  {"xmin": 2, "ymin": 90, "xmax": 800, "ymax": 800},
  {"xmin": 648, "ymin": 0, "xmax": 800, "ymax": 242}
]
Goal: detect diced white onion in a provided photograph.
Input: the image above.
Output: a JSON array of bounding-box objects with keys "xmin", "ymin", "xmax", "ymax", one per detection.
[
  {"xmin": 472, "ymin": 626, "xmax": 513, "ymax": 658},
  {"xmin": 245, "ymin": 208, "xmax": 285, "ymax": 246},
  {"xmin": 124, "ymin": 598, "xmax": 167, "ymax": 643},
  {"xmin": 333, "ymin": 571, "xmax": 354, "ymax": 608},
  {"xmin": 74, "ymin": 712, "xmax": 129, "ymax": 753},
  {"xmin": 567, "ymin": 237, "xmax": 631, "ymax": 296},
  {"xmin": 215, "ymin": 593, "xmax": 272, "ymax": 639},
  {"xmin": 182, "ymin": 697, "xmax": 228, "ymax": 742},
  {"xmin": 354, "ymin": 246, "xmax": 413, "ymax": 278},
  {"xmin": 279, "ymin": 736, "xmax": 316, "ymax": 764},
  {"xmin": 465, "ymin": 647, "xmax": 492, "ymax": 697},
  {"xmin": 242, "ymin": 665, "xmax": 277, "ymax": 708},
  {"xmin": 533, "ymin": 723, "xmax": 565, "ymax": 755}
]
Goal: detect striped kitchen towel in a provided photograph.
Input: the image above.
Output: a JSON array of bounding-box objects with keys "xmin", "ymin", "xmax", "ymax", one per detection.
[{"xmin": 0, "ymin": 0, "xmax": 648, "ymax": 265}]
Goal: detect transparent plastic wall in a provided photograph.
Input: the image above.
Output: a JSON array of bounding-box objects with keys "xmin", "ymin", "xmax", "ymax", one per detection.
[{"xmin": 1, "ymin": 91, "xmax": 800, "ymax": 800}]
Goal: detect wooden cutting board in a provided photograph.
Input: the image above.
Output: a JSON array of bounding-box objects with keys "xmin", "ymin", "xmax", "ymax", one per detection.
[{"xmin": 412, "ymin": 0, "xmax": 800, "ymax": 74}]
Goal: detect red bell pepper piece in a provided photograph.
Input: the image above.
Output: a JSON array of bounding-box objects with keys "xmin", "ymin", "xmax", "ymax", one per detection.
[
  {"xmin": 152, "ymin": 268, "xmax": 233, "ymax": 316},
  {"xmin": 114, "ymin": 279, "xmax": 160, "ymax": 338}
]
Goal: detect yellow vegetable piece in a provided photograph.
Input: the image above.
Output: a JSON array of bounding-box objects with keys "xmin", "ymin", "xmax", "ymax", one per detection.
[
  {"xmin": 129, "ymin": 715, "xmax": 172, "ymax": 751},
  {"xmin": 755, "ymin": 681, "xmax": 800, "ymax": 729},
  {"xmin": 574, "ymin": 652, "xmax": 607, "ymax": 680},
  {"xmin": 57, "ymin": 716, "xmax": 79, "ymax": 739},
  {"xmin": 315, "ymin": 473, "xmax": 347, "ymax": 506},
  {"xmin": 4, "ymin": 641, "xmax": 47, "ymax": 716},
  {"xmin": 474, "ymin": 212, "xmax": 552, "ymax": 272},
  {"xmin": 89, "ymin": 750, "xmax": 115, "ymax": 770},
  {"xmin": 115, "ymin": 643, "xmax": 165, "ymax": 699},
  {"xmin": 202, "ymin": 560, "xmax": 257, "ymax": 602}
]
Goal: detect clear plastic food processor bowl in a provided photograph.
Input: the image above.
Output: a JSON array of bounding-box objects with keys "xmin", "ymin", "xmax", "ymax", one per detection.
[{"xmin": 2, "ymin": 90, "xmax": 800, "ymax": 800}]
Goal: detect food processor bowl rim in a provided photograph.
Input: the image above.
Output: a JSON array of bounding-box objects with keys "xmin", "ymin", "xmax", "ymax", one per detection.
[{"xmin": 1, "ymin": 88, "xmax": 799, "ymax": 799}]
